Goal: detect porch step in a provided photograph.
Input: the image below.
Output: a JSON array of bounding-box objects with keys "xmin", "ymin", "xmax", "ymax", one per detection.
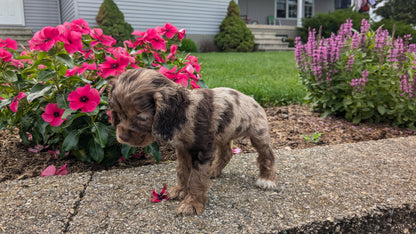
[
  {"xmin": 247, "ymin": 24, "xmax": 295, "ymax": 52},
  {"xmin": 0, "ymin": 28, "xmax": 33, "ymax": 51}
]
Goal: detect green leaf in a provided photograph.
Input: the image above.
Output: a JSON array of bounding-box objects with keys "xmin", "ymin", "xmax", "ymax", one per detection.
[
  {"xmin": 121, "ymin": 144, "xmax": 136, "ymax": 159},
  {"xmin": 93, "ymin": 122, "xmax": 108, "ymax": 147},
  {"xmin": 37, "ymin": 70, "xmax": 57, "ymax": 82},
  {"xmin": 56, "ymin": 53, "xmax": 74, "ymax": 67},
  {"xmin": 197, "ymin": 79, "xmax": 209, "ymax": 89},
  {"xmin": 63, "ymin": 130, "xmax": 80, "ymax": 151},
  {"xmin": 27, "ymin": 83, "xmax": 53, "ymax": 103},
  {"xmin": 4, "ymin": 71, "xmax": 18, "ymax": 82},
  {"xmin": 0, "ymin": 99, "xmax": 11, "ymax": 109},
  {"xmin": 377, "ymin": 105, "xmax": 386, "ymax": 115},
  {"xmin": 145, "ymin": 142, "xmax": 161, "ymax": 163},
  {"xmin": 88, "ymin": 139, "xmax": 104, "ymax": 163},
  {"xmin": 142, "ymin": 53, "xmax": 155, "ymax": 65}
]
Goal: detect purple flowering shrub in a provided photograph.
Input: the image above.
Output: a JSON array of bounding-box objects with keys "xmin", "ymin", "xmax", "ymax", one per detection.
[{"xmin": 295, "ymin": 19, "xmax": 416, "ymax": 128}]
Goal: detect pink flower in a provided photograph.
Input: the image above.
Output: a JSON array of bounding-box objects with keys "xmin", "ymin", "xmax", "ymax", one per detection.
[
  {"xmin": 29, "ymin": 26, "xmax": 60, "ymax": 51},
  {"xmin": 9, "ymin": 92, "xmax": 26, "ymax": 113},
  {"xmin": 167, "ymin": 44, "xmax": 178, "ymax": 61},
  {"xmin": 185, "ymin": 55, "xmax": 201, "ymax": 72},
  {"xmin": 0, "ymin": 48, "xmax": 12, "ymax": 62},
  {"xmin": 41, "ymin": 164, "xmax": 68, "ymax": 177},
  {"xmin": 232, "ymin": 147, "xmax": 242, "ymax": 154},
  {"xmin": 70, "ymin": 18, "xmax": 90, "ymax": 35},
  {"xmin": 99, "ymin": 55, "xmax": 130, "ymax": 78},
  {"xmin": 178, "ymin": 28, "xmax": 186, "ymax": 41},
  {"xmin": 28, "ymin": 144, "xmax": 49, "ymax": 153},
  {"xmin": 90, "ymin": 28, "xmax": 116, "ymax": 47},
  {"xmin": 42, "ymin": 103, "xmax": 66, "ymax": 126},
  {"xmin": 67, "ymin": 84, "xmax": 100, "ymax": 112},
  {"xmin": 145, "ymin": 28, "xmax": 166, "ymax": 51},
  {"xmin": 159, "ymin": 66, "xmax": 188, "ymax": 87},
  {"xmin": 65, "ymin": 62, "xmax": 96, "ymax": 77},
  {"xmin": 161, "ymin": 23, "xmax": 178, "ymax": 39},
  {"xmin": 62, "ymin": 30, "xmax": 83, "ymax": 54},
  {"xmin": 0, "ymin": 38, "xmax": 17, "ymax": 50},
  {"xmin": 150, "ymin": 184, "xmax": 169, "ymax": 202}
]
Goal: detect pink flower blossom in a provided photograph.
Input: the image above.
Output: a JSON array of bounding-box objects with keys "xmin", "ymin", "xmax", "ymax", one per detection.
[
  {"xmin": 145, "ymin": 28, "xmax": 166, "ymax": 51},
  {"xmin": 185, "ymin": 55, "xmax": 201, "ymax": 72},
  {"xmin": 61, "ymin": 29, "xmax": 83, "ymax": 54},
  {"xmin": 159, "ymin": 66, "xmax": 188, "ymax": 87},
  {"xmin": 41, "ymin": 164, "xmax": 68, "ymax": 177},
  {"xmin": 150, "ymin": 184, "xmax": 169, "ymax": 202},
  {"xmin": 90, "ymin": 28, "xmax": 116, "ymax": 47},
  {"xmin": 9, "ymin": 92, "xmax": 26, "ymax": 113},
  {"xmin": 29, "ymin": 26, "xmax": 60, "ymax": 51},
  {"xmin": 167, "ymin": 44, "xmax": 178, "ymax": 61},
  {"xmin": 161, "ymin": 23, "xmax": 178, "ymax": 39},
  {"xmin": 70, "ymin": 18, "xmax": 90, "ymax": 35},
  {"xmin": 178, "ymin": 28, "xmax": 186, "ymax": 41},
  {"xmin": 42, "ymin": 103, "xmax": 66, "ymax": 126},
  {"xmin": 0, "ymin": 38, "xmax": 17, "ymax": 50},
  {"xmin": 232, "ymin": 147, "xmax": 242, "ymax": 154},
  {"xmin": 68, "ymin": 84, "xmax": 101, "ymax": 112},
  {"xmin": 65, "ymin": 62, "xmax": 96, "ymax": 76},
  {"xmin": 99, "ymin": 55, "xmax": 130, "ymax": 78},
  {"xmin": 0, "ymin": 48, "xmax": 12, "ymax": 62}
]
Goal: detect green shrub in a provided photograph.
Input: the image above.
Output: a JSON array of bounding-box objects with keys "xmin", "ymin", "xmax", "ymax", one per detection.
[
  {"xmin": 214, "ymin": 0, "xmax": 254, "ymax": 52},
  {"xmin": 96, "ymin": 0, "xmax": 134, "ymax": 46},
  {"xmin": 295, "ymin": 19, "xmax": 416, "ymax": 128},
  {"xmin": 179, "ymin": 38, "xmax": 198, "ymax": 52},
  {"xmin": 372, "ymin": 19, "xmax": 416, "ymax": 44},
  {"xmin": 299, "ymin": 8, "xmax": 369, "ymax": 43}
]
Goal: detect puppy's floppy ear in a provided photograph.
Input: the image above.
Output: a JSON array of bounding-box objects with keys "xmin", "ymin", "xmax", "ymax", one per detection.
[{"xmin": 152, "ymin": 86, "xmax": 189, "ymax": 141}]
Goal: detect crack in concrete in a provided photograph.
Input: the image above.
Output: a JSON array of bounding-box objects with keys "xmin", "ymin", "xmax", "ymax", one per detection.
[{"xmin": 62, "ymin": 172, "xmax": 94, "ymax": 233}]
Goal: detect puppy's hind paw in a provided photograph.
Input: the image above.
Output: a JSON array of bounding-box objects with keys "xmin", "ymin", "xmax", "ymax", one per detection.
[{"xmin": 256, "ymin": 178, "xmax": 277, "ymax": 190}]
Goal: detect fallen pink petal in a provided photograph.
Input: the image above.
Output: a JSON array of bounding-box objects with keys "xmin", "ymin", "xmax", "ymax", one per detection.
[
  {"xmin": 232, "ymin": 147, "xmax": 242, "ymax": 154},
  {"xmin": 41, "ymin": 164, "xmax": 68, "ymax": 177},
  {"xmin": 150, "ymin": 184, "xmax": 169, "ymax": 203}
]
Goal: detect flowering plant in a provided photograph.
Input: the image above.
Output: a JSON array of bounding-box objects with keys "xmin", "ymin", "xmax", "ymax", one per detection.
[
  {"xmin": 0, "ymin": 19, "xmax": 202, "ymax": 165},
  {"xmin": 295, "ymin": 19, "xmax": 416, "ymax": 128}
]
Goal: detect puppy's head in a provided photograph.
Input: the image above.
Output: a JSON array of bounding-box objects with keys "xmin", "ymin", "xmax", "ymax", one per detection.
[{"xmin": 108, "ymin": 68, "xmax": 189, "ymax": 147}]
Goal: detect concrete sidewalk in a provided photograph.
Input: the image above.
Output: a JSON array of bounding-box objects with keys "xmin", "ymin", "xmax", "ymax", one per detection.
[{"xmin": 1, "ymin": 137, "xmax": 416, "ymax": 233}]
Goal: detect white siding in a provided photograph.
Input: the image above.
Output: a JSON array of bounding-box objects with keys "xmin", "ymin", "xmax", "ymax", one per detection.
[
  {"xmin": 72, "ymin": 0, "xmax": 229, "ymax": 35},
  {"xmin": 23, "ymin": 0, "xmax": 61, "ymax": 31}
]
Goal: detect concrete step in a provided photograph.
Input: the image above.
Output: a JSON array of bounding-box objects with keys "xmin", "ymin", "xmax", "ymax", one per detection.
[{"xmin": 0, "ymin": 28, "xmax": 33, "ymax": 51}]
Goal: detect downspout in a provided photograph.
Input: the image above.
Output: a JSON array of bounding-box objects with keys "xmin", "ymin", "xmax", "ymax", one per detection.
[{"xmin": 297, "ymin": 0, "xmax": 303, "ymax": 27}]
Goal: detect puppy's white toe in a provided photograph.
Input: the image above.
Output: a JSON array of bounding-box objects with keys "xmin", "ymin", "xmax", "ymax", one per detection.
[{"xmin": 256, "ymin": 178, "xmax": 277, "ymax": 190}]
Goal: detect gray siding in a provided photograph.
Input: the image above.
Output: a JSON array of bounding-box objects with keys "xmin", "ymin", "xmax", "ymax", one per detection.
[
  {"xmin": 70, "ymin": 0, "xmax": 229, "ymax": 35},
  {"xmin": 23, "ymin": 0, "xmax": 60, "ymax": 32},
  {"xmin": 60, "ymin": 0, "xmax": 76, "ymax": 23}
]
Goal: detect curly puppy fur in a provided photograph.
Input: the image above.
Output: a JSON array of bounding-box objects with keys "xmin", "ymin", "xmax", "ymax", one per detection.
[{"xmin": 109, "ymin": 68, "xmax": 277, "ymax": 215}]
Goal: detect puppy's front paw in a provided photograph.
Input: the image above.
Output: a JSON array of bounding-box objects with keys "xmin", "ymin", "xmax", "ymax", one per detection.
[
  {"xmin": 168, "ymin": 185, "xmax": 187, "ymax": 200},
  {"xmin": 176, "ymin": 199, "xmax": 204, "ymax": 216},
  {"xmin": 256, "ymin": 178, "xmax": 277, "ymax": 190}
]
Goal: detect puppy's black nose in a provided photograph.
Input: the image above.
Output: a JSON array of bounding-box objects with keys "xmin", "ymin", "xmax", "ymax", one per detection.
[{"xmin": 118, "ymin": 134, "xmax": 130, "ymax": 142}]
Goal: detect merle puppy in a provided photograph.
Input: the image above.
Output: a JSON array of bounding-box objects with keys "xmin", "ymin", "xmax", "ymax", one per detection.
[{"xmin": 109, "ymin": 68, "xmax": 277, "ymax": 215}]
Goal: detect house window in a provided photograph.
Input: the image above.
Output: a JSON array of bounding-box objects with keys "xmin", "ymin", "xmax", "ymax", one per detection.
[
  {"xmin": 304, "ymin": 0, "xmax": 313, "ymax": 18},
  {"xmin": 276, "ymin": 0, "xmax": 314, "ymax": 19},
  {"xmin": 335, "ymin": 0, "xmax": 351, "ymax": 9}
]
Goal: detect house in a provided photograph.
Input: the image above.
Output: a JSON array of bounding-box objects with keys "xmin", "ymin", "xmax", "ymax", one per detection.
[{"xmin": 0, "ymin": 0, "xmax": 353, "ymax": 51}]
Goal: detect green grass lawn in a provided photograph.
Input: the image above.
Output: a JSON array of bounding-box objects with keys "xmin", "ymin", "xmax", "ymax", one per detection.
[{"xmin": 194, "ymin": 51, "xmax": 306, "ymax": 106}]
